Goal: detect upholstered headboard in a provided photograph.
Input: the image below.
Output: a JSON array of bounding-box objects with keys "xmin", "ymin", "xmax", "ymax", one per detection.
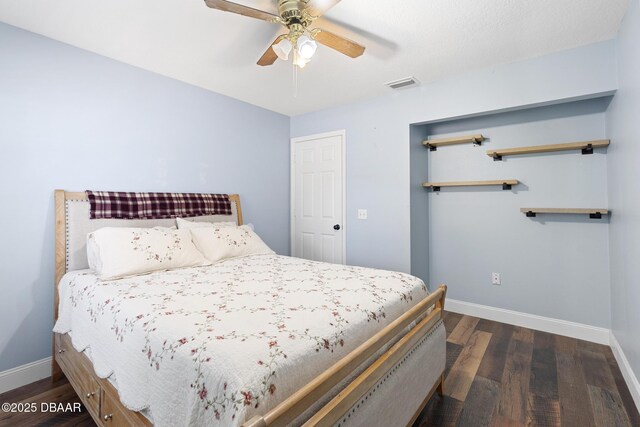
[{"xmin": 53, "ymin": 190, "xmax": 242, "ymax": 320}]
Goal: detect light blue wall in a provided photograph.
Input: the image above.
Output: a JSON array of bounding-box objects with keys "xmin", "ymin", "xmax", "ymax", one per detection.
[
  {"xmin": 291, "ymin": 40, "xmax": 617, "ymax": 276},
  {"xmin": 420, "ymin": 99, "xmax": 611, "ymax": 327},
  {"xmin": 409, "ymin": 124, "xmax": 430, "ymax": 284},
  {"xmin": 291, "ymin": 41, "xmax": 618, "ymax": 326},
  {"xmin": 0, "ymin": 23, "xmax": 290, "ymax": 372},
  {"xmin": 0, "ymin": 15, "xmax": 632, "ymax": 379},
  {"xmin": 606, "ymin": 0, "xmax": 640, "ymax": 396}
]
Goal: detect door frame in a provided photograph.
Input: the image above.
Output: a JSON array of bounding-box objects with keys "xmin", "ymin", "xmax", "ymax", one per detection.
[{"xmin": 290, "ymin": 129, "xmax": 347, "ymax": 264}]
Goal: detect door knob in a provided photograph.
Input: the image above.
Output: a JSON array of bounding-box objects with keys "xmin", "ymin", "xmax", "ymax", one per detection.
[{"xmin": 333, "ymin": 224, "xmax": 341, "ymax": 231}]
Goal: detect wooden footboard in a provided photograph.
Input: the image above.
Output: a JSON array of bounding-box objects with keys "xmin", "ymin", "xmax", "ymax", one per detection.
[{"xmin": 244, "ymin": 284, "xmax": 447, "ymax": 427}]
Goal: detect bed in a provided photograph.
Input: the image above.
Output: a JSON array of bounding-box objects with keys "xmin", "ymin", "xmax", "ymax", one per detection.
[{"xmin": 52, "ymin": 190, "xmax": 446, "ymax": 427}]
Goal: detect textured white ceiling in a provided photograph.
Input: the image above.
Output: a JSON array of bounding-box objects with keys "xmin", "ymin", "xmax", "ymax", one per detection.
[{"xmin": 0, "ymin": 0, "xmax": 630, "ymax": 116}]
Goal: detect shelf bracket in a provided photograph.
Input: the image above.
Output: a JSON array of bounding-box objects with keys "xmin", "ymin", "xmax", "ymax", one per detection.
[
  {"xmin": 589, "ymin": 212, "xmax": 602, "ymax": 219},
  {"xmin": 432, "ymin": 186, "xmax": 441, "ymax": 192},
  {"xmin": 582, "ymin": 144, "xmax": 594, "ymax": 155},
  {"xmin": 493, "ymin": 154, "xmax": 503, "ymax": 162},
  {"xmin": 502, "ymin": 183, "xmax": 513, "ymax": 190},
  {"xmin": 526, "ymin": 211, "xmax": 536, "ymax": 218},
  {"xmin": 429, "ymin": 145, "xmax": 437, "ymax": 152}
]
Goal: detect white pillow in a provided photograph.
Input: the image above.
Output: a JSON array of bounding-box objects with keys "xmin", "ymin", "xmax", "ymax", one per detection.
[
  {"xmin": 87, "ymin": 227, "xmax": 211, "ymax": 280},
  {"xmin": 87, "ymin": 226, "xmax": 177, "ymax": 272},
  {"xmin": 189, "ymin": 225, "xmax": 274, "ymax": 263},
  {"xmin": 175, "ymin": 217, "xmax": 237, "ymax": 229}
]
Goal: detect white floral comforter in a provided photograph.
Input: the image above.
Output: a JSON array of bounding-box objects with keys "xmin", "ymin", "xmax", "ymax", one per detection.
[{"xmin": 54, "ymin": 255, "xmax": 429, "ymax": 427}]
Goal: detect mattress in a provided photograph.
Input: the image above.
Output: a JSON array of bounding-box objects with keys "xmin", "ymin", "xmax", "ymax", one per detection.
[{"xmin": 54, "ymin": 254, "xmax": 430, "ymax": 427}]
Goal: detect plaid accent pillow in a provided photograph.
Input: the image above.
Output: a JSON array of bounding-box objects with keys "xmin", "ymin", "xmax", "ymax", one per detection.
[{"xmin": 86, "ymin": 191, "xmax": 232, "ymax": 220}]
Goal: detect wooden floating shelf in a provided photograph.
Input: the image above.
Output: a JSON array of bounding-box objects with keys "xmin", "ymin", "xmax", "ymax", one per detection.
[
  {"xmin": 423, "ymin": 179, "xmax": 519, "ymax": 192},
  {"xmin": 487, "ymin": 139, "xmax": 610, "ymax": 161},
  {"xmin": 423, "ymin": 134, "xmax": 485, "ymax": 151},
  {"xmin": 520, "ymin": 208, "xmax": 609, "ymax": 219}
]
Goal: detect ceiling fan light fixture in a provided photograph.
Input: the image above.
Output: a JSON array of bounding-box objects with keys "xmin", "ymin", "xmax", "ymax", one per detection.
[
  {"xmin": 297, "ymin": 35, "xmax": 318, "ymax": 60},
  {"xmin": 294, "ymin": 54, "xmax": 310, "ymax": 68},
  {"xmin": 206, "ymin": 0, "xmax": 367, "ymax": 68},
  {"xmin": 272, "ymin": 38, "xmax": 293, "ymax": 61}
]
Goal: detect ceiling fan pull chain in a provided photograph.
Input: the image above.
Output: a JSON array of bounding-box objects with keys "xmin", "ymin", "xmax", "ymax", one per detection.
[{"xmin": 293, "ymin": 53, "xmax": 299, "ymax": 98}]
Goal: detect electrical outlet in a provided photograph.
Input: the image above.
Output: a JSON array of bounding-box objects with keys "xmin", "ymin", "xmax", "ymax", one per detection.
[
  {"xmin": 492, "ymin": 272, "xmax": 501, "ymax": 285},
  {"xmin": 357, "ymin": 209, "xmax": 368, "ymax": 220}
]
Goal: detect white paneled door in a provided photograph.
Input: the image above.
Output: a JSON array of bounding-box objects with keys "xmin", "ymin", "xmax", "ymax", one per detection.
[{"xmin": 291, "ymin": 131, "xmax": 345, "ymax": 264}]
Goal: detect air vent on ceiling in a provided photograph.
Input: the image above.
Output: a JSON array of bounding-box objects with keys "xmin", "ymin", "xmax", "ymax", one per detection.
[{"xmin": 385, "ymin": 76, "xmax": 420, "ymax": 90}]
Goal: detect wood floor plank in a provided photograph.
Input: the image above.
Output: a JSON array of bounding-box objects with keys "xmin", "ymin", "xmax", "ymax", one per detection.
[
  {"xmin": 446, "ymin": 341, "xmax": 464, "ymax": 378},
  {"xmin": 526, "ymin": 393, "xmax": 560, "ymax": 427},
  {"xmin": 529, "ymin": 331, "xmax": 559, "ymax": 400},
  {"xmin": 604, "ymin": 347, "xmax": 640, "ymax": 426},
  {"xmin": 556, "ymin": 351, "xmax": 596, "ymax": 427},
  {"xmin": 46, "ymin": 415, "xmax": 95, "ymax": 427},
  {"xmin": 22, "ymin": 384, "xmax": 80, "ymax": 407},
  {"xmin": 490, "ymin": 414, "xmax": 523, "ymax": 426},
  {"xmin": 445, "ymin": 330, "xmax": 492, "ymax": 401},
  {"xmin": 447, "ymin": 316, "xmax": 480, "ymax": 345},
  {"xmin": 476, "ymin": 322, "xmax": 514, "ymax": 383},
  {"xmin": 512, "ymin": 326, "xmax": 534, "ymax": 343},
  {"xmin": 0, "ymin": 384, "xmax": 82, "ymax": 426},
  {"xmin": 444, "ymin": 311, "xmax": 464, "ymax": 339},
  {"xmin": 554, "ymin": 334, "xmax": 577, "ymax": 355},
  {"xmin": 494, "ymin": 338, "xmax": 534, "ymax": 424},
  {"xmin": 418, "ymin": 393, "xmax": 464, "ymax": 427},
  {"xmin": 587, "ymin": 384, "xmax": 632, "ymax": 427},
  {"xmin": 579, "ymin": 349, "xmax": 617, "ymax": 390},
  {"xmin": 0, "ymin": 377, "xmax": 68, "ymax": 404},
  {"xmin": 474, "ymin": 318, "xmax": 495, "ymax": 333},
  {"xmin": 578, "ymin": 339, "xmax": 609, "ymax": 354},
  {"xmin": 456, "ymin": 376, "xmax": 500, "ymax": 427},
  {"xmin": 52, "ymin": 412, "xmax": 95, "ymax": 427}
]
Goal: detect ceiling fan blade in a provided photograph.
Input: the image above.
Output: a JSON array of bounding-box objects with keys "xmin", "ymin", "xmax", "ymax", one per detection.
[
  {"xmin": 304, "ymin": 0, "xmax": 341, "ymax": 17},
  {"xmin": 204, "ymin": 0, "xmax": 278, "ymax": 22},
  {"xmin": 314, "ymin": 29, "xmax": 365, "ymax": 58},
  {"xmin": 257, "ymin": 35, "xmax": 286, "ymax": 66}
]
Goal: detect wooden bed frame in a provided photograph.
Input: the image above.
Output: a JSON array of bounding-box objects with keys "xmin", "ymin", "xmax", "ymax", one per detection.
[{"xmin": 52, "ymin": 190, "xmax": 447, "ymax": 427}]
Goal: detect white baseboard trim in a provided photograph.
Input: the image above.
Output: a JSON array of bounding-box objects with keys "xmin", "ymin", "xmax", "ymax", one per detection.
[
  {"xmin": 446, "ymin": 299, "xmax": 610, "ymax": 345},
  {"xmin": 0, "ymin": 357, "xmax": 52, "ymax": 394},
  {"xmin": 610, "ymin": 332, "xmax": 640, "ymax": 412}
]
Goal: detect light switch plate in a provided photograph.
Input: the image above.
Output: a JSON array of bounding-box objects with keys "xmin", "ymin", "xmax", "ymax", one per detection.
[
  {"xmin": 358, "ymin": 209, "xmax": 368, "ymax": 220},
  {"xmin": 492, "ymin": 272, "xmax": 501, "ymax": 285}
]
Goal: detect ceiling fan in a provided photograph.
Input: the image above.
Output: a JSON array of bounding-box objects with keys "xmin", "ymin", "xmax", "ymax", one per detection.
[{"xmin": 204, "ymin": 0, "xmax": 365, "ymax": 68}]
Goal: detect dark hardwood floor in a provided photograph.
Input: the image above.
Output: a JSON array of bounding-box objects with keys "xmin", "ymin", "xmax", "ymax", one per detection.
[
  {"xmin": 1, "ymin": 312, "xmax": 638, "ymax": 426},
  {"xmin": 416, "ymin": 312, "xmax": 640, "ymax": 426}
]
